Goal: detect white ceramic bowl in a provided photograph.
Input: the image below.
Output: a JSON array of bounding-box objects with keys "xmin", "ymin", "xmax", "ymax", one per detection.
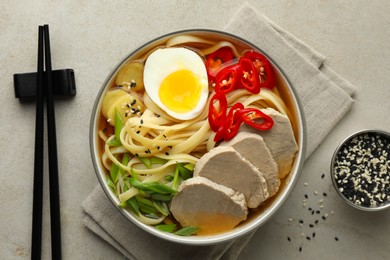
[{"xmin": 90, "ymin": 29, "xmax": 306, "ymax": 245}]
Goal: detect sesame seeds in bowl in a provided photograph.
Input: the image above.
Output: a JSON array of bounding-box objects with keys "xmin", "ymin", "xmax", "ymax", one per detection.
[{"xmin": 331, "ymin": 129, "xmax": 390, "ymax": 211}]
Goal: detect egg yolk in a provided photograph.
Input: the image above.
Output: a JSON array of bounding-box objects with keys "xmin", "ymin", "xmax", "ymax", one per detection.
[{"xmin": 159, "ymin": 69, "xmax": 202, "ymax": 113}]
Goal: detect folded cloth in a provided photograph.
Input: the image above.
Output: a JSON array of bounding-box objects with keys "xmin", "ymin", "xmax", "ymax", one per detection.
[{"xmin": 82, "ymin": 3, "xmax": 355, "ymax": 259}]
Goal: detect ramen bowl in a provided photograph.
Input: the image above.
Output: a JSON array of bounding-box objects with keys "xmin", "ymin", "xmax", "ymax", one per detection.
[{"xmin": 90, "ymin": 29, "xmax": 306, "ymax": 245}]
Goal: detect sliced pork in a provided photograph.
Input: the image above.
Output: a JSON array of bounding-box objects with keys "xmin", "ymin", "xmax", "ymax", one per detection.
[
  {"xmin": 170, "ymin": 176, "xmax": 248, "ymax": 234},
  {"xmin": 194, "ymin": 146, "xmax": 269, "ymax": 208},
  {"xmin": 221, "ymin": 132, "xmax": 280, "ymax": 198},
  {"xmin": 241, "ymin": 108, "xmax": 298, "ymax": 179}
]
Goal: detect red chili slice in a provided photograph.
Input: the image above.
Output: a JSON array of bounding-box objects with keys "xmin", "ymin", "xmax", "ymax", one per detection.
[
  {"xmin": 238, "ymin": 57, "xmax": 261, "ymax": 94},
  {"xmin": 239, "ymin": 108, "xmax": 274, "ymax": 130},
  {"xmin": 222, "ymin": 102, "xmax": 244, "ymax": 141},
  {"xmin": 213, "ymin": 126, "xmax": 225, "ymax": 143},
  {"xmin": 214, "ymin": 64, "xmax": 240, "ymax": 94},
  {"xmin": 206, "ymin": 47, "xmax": 234, "ymax": 82},
  {"xmin": 208, "ymin": 93, "xmax": 228, "ymax": 132},
  {"xmin": 244, "ymin": 50, "xmax": 276, "ymax": 89}
]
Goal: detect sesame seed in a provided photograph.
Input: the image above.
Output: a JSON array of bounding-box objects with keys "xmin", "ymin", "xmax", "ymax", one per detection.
[
  {"xmin": 287, "ymin": 237, "xmax": 291, "ymax": 242},
  {"xmin": 312, "ymin": 232, "xmax": 316, "ymax": 238},
  {"xmin": 140, "ymin": 119, "xmax": 144, "ymax": 124},
  {"xmin": 299, "ymin": 246, "xmax": 302, "ymax": 252},
  {"xmin": 304, "ymin": 194, "xmax": 308, "ymax": 199},
  {"xmin": 321, "ymin": 173, "xmax": 325, "ymax": 179},
  {"xmin": 304, "ymin": 182, "xmax": 309, "ymax": 186},
  {"xmin": 306, "ymin": 236, "xmax": 311, "ymax": 240},
  {"xmin": 323, "ymin": 192, "xmax": 327, "ymax": 197},
  {"xmin": 165, "ymin": 152, "xmax": 169, "ymax": 156},
  {"xmin": 288, "ymin": 218, "xmax": 293, "ymax": 222},
  {"xmin": 333, "ymin": 132, "xmax": 390, "ymax": 207},
  {"xmin": 309, "ymin": 224, "xmax": 314, "ymax": 228},
  {"xmin": 335, "ymin": 237, "xmax": 339, "ymax": 241}
]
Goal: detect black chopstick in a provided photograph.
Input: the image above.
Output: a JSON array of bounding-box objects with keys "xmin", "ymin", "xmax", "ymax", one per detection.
[
  {"xmin": 31, "ymin": 25, "xmax": 44, "ymax": 260},
  {"xmin": 43, "ymin": 24, "xmax": 62, "ymax": 260},
  {"xmin": 30, "ymin": 25, "xmax": 62, "ymax": 260}
]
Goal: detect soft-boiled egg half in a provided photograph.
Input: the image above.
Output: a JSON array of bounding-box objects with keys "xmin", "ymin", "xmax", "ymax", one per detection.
[{"xmin": 143, "ymin": 47, "xmax": 208, "ymax": 120}]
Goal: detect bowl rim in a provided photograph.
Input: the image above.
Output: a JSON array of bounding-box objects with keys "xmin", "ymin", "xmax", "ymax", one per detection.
[
  {"xmin": 330, "ymin": 129, "xmax": 390, "ymax": 211},
  {"xmin": 89, "ymin": 28, "xmax": 307, "ymax": 245}
]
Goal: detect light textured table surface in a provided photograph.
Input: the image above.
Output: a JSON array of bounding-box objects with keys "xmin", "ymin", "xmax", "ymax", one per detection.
[{"xmin": 1, "ymin": 1, "xmax": 389, "ymax": 259}]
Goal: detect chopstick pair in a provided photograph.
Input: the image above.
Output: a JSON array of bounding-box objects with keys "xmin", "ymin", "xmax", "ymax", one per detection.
[{"xmin": 31, "ymin": 25, "xmax": 62, "ymax": 260}]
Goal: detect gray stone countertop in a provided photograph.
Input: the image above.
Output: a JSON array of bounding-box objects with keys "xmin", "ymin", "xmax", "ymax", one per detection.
[{"xmin": 1, "ymin": 1, "xmax": 389, "ymax": 259}]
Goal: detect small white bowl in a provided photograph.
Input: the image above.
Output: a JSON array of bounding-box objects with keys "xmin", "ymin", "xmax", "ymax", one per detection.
[{"xmin": 330, "ymin": 129, "xmax": 390, "ymax": 211}]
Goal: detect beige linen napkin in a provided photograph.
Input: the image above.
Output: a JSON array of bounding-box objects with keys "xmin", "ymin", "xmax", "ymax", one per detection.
[{"xmin": 82, "ymin": 3, "xmax": 355, "ymax": 259}]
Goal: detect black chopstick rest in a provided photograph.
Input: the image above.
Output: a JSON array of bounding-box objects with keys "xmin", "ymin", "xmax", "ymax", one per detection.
[{"xmin": 14, "ymin": 69, "xmax": 76, "ymax": 102}]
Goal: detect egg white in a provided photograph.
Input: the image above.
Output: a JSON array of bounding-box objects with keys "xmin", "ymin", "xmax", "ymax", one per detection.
[{"xmin": 143, "ymin": 47, "xmax": 208, "ymax": 120}]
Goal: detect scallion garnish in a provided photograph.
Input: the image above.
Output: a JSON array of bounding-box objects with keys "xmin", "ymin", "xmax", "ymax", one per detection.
[{"xmin": 174, "ymin": 226, "xmax": 200, "ymax": 236}]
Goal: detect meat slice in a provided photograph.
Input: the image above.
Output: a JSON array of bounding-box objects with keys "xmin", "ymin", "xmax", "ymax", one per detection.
[
  {"xmin": 241, "ymin": 108, "xmax": 298, "ymax": 179},
  {"xmin": 170, "ymin": 176, "xmax": 248, "ymax": 235},
  {"xmin": 221, "ymin": 132, "xmax": 280, "ymax": 198},
  {"xmin": 194, "ymin": 146, "xmax": 269, "ymax": 208}
]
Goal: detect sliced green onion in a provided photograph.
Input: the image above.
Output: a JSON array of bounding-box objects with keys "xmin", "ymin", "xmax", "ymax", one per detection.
[
  {"xmin": 139, "ymin": 205, "xmax": 157, "ymax": 215},
  {"xmin": 118, "ymin": 201, "xmax": 127, "ymax": 208},
  {"xmin": 174, "ymin": 226, "xmax": 200, "ymax": 236},
  {"xmin": 164, "ymin": 175, "xmax": 174, "ymax": 182},
  {"xmin": 106, "ymin": 176, "xmax": 116, "ymax": 194},
  {"xmin": 173, "ymin": 163, "xmax": 180, "ymax": 190},
  {"xmin": 153, "ymin": 201, "xmax": 169, "ymax": 216},
  {"xmin": 177, "ymin": 163, "xmax": 192, "ymax": 180},
  {"xmin": 122, "ymin": 154, "xmax": 131, "ymax": 167},
  {"xmin": 136, "ymin": 195, "xmax": 154, "ymax": 208},
  {"xmin": 106, "ymin": 109, "xmax": 124, "ymax": 146},
  {"xmin": 138, "ymin": 157, "xmax": 152, "ymax": 168},
  {"xmin": 150, "ymin": 193, "xmax": 172, "ymax": 202},
  {"xmin": 156, "ymin": 224, "xmax": 177, "ymax": 233},
  {"xmin": 136, "ymin": 196, "xmax": 157, "ymax": 215},
  {"xmin": 183, "ymin": 163, "xmax": 195, "ymax": 171},
  {"xmin": 110, "ymin": 161, "xmax": 119, "ymax": 183},
  {"xmin": 131, "ymin": 168, "xmax": 139, "ymax": 180},
  {"xmin": 114, "ymin": 109, "xmax": 123, "ymax": 143},
  {"xmin": 151, "ymin": 157, "xmax": 168, "ymax": 165},
  {"xmin": 127, "ymin": 196, "xmax": 140, "ymax": 216},
  {"xmin": 144, "ymin": 213, "xmax": 160, "ymax": 219},
  {"xmin": 129, "ymin": 178, "xmax": 177, "ymax": 195}
]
